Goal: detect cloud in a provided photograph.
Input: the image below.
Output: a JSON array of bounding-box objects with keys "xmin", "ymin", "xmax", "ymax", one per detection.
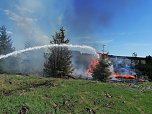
[
  {"xmin": 4, "ymin": 3, "xmax": 49, "ymax": 46},
  {"xmin": 4, "ymin": 10, "xmax": 36, "ymax": 24},
  {"xmin": 94, "ymin": 39, "xmax": 113, "ymax": 44},
  {"xmin": 82, "ymin": 39, "xmax": 113, "ymax": 45},
  {"xmin": 17, "ymin": 0, "xmax": 44, "ymax": 14},
  {"xmin": 15, "ymin": 5, "xmax": 34, "ymax": 14},
  {"xmin": 6, "ymin": 30, "xmax": 13, "ymax": 35},
  {"xmin": 63, "ymin": 0, "xmax": 134, "ymax": 35},
  {"xmin": 57, "ymin": 15, "xmax": 63, "ymax": 26}
]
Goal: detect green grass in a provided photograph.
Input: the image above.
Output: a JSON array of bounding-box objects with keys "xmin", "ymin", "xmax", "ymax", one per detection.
[{"xmin": 0, "ymin": 74, "xmax": 152, "ymax": 114}]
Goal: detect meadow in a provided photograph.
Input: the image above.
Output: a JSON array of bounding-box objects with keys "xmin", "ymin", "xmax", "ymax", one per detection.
[{"xmin": 0, "ymin": 74, "xmax": 152, "ymax": 114}]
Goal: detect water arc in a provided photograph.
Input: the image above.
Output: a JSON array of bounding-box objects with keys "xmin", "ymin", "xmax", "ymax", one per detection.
[{"xmin": 0, "ymin": 44, "xmax": 99, "ymax": 60}]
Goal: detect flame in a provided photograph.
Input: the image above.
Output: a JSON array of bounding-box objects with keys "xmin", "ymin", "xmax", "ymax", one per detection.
[
  {"xmin": 85, "ymin": 53, "xmax": 102, "ymax": 75},
  {"xmin": 85, "ymin": 58, "xmax": 99, "ymax": 75},
  {"xmin": 85, "ymin": 52, "xmax": 136, "ymax": 79},
  {"xmin": 112, "ymin": 72, "xmax": 135, "ymax": 79}
]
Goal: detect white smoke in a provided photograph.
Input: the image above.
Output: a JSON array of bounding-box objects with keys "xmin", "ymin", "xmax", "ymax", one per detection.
[{"xmin": 4, "ymin": 0, "xmax": 49, "ymax": 45}]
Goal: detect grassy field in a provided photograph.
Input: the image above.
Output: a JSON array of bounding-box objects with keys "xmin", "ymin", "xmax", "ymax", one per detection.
[{"xmin": 0, "ymin": 74, "xmax": 152, "ymax": 114}]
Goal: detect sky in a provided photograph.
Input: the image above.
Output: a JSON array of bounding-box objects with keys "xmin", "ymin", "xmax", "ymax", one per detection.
[{"xmin": 0, "ymin": 0, "xmax": 152, "ymax": 57}]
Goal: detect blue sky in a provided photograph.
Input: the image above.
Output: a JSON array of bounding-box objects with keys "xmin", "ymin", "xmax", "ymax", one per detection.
[{"xmin": 0, "ymin": 0, "xmax": 152, "ymax": 57}]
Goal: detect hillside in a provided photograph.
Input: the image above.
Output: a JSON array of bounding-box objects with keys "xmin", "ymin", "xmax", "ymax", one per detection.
[{"xmin": 0, "ymin": 74, "xmax": 152, "ymax": 114}]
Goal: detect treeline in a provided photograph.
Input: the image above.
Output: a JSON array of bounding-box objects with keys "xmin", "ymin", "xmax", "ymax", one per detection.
[
  {"xmin": 0, "ymin": 25, "xmax": 152, "ymax": 81},
  {"xmin": 0, "ymin": 26, "xmax": 19, "ymax": 73},
  {"xmin": 136, "ymin": 56, "xmax": 152, "ymax": 81},
  {"xmin": 0, "ymin": 26, "xmax": 73, "ymax": 78},
  {"xmin": 0, "ymin": 25, "xmax": 110, "ymax": 80}
]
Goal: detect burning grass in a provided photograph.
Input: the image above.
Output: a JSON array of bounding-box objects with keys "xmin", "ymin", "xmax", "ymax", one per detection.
[{"xmin": 0, "ymin": 74, "xmax": 152, "ymax": 113}]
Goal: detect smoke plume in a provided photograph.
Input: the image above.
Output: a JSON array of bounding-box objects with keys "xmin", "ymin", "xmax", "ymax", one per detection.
[{"xmin": 63, "ymin": 0, "xmax": 132, "ymax": 42}]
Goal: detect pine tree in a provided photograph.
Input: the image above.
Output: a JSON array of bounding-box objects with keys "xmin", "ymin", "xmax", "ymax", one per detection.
[
  {"xmin": 43, "ymin": 27, "xmax": 73, "ymax": 78},
  {"xmin": 92, "ymin": 54, "xmax": 111, "ymax": 81},
  {"xmin": 0, "ymin": 26, "xmax": 14, "ymax": 54},
  {"xmin": 0, "ymin": 26, "xmax": 15, "ymax": 73}
]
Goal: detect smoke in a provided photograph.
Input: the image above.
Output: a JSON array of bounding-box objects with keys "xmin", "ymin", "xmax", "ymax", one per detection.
[
  {"xmin": 4, "ymin": 0, "xmax": 49, "ymax": 45},
  {"xmin": 3, "ymin": 0, "xmax": 140, "ymax": 46},
  {"xmin": 4, "ymin": 0, "xmax": 135, "ymax": 46},
  {"xmin": 63, "ymin": 0, "xmax": 132, "ymax": 43},
  {"xmin": 18, "ymin": 49, "xmax": 45, "ymax": 75},
  {"xmin": 72, "ymin": 51, "xmax": 94, "ymax": 77},
  {"xmin": 111, "ymin": 57, "xmax": 136, "ymax": 75},
  {"xmin": 3, "ymin": 0, "xmax": 51, "ymax": 75},
  {"xmin": 2, "ymin": 0, "xmax": 139, "ymax": 76},
  {"xmin": 0, "ymin": 44, "xmax": 98, "ymax": 75},
  {"xmin": 64, "ymin": 0, "xmax": 110, "ymax": 35}
]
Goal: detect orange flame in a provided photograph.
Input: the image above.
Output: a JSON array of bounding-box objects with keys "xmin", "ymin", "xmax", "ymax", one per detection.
[
  {"xmin": 85, "ymin": 53, "xmax": 102, "ymax": 75},
  {"xmin": 85, "ymin": 53, "xmax": 136, "ymax": 79},
  {"xmin": 112, "ymin": 72, "xmax": 135, "ymax": 79},
  {"xmin": 85, "ymin": 58, "xmax": 99, "ymax": 75}
]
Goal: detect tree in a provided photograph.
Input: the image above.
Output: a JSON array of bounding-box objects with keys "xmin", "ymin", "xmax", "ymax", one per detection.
[
  {"xmin": 43, "ymin": 27, "xmax": 73, "ymax": 78},
  {"xmin": 0, "ymin": 26, "xmax": 14, "ymax": 54},
  {"xmin": 135, "ymin": 55, "xmax": 152, "ymax": 81},
  {"xmin": 0, "ymin": 26, "xmax": 15, "ymax": 73},
  {"xmin": 92, "ymin": 54, "xmax": 111, "ymax": 81}
]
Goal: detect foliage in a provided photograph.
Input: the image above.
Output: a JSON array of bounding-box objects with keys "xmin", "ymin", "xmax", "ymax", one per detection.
[
  {"xmin": 43, "ymin": 27, "xmax": 73, "ymax": 78},
  {"xmin": 136, "ymin": 55, "xmax": 152, "ymax": 81},
  {"xmin": 0, "ymin": 26, "xmax": 16, "ymax": 73},
  {"xmin": 0, "ymin": 26, "xmax": 14, "ymax": 54},
  {"xmin": 92, "ymin": 54, "xmax": 111, "ymax": 81}
]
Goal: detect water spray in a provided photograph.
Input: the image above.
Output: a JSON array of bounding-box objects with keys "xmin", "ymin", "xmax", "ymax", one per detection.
[{"xmin": 0, "ymin": 44, "xmax": 99, "ymax": 60}]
